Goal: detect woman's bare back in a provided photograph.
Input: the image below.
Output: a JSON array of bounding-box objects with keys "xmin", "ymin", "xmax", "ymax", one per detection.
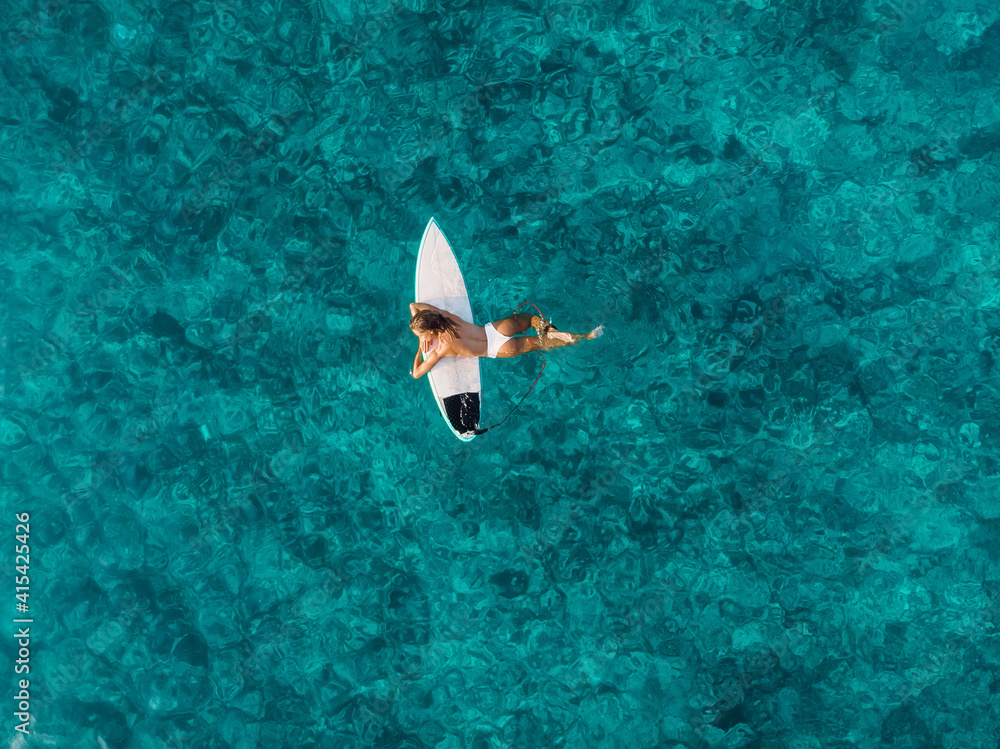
[{"xmin": 433, "ymin": 309, "xmax": 487, "ymax": 357}]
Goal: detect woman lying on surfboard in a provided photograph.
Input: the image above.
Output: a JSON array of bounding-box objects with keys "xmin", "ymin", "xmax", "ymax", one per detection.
[{"xmin": 408, "ymin": 303, "xmax": 603, "ymax": 379}]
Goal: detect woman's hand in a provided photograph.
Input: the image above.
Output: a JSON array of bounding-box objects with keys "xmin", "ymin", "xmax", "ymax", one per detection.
[{"xmin": 423, "ymin": 333, "xmax": 448, "ymax": 354}]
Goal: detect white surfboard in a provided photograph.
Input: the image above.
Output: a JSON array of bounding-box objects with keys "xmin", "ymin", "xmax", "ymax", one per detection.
[{"xmin": 414, "ymin": 217, "xmax": 481, "ymax": 441}]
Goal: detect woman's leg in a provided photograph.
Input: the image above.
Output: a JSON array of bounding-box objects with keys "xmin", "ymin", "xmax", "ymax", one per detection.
[
  {"xmin": 491, "ymin": 310, "xmax": 603, "ymax": 357},
  {"xmin": 492, "ymin": 313, "xmax": 582, "ymax": 337},
  {"xmin": 495, "ymin": 335, "xmax": 543, "ymax": 358},
  {"xmin": 491, "ymin": 312, "xmax": 539, "ymax": 337},
  {"xmin": 494, "ymin": 326, "xmax": 603, "ymax": 358}
]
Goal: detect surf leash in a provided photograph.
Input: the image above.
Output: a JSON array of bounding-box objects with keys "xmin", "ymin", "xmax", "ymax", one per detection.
[{"xmin": 474, "ymin": 301, "xmax": 547, "ymax": 435}]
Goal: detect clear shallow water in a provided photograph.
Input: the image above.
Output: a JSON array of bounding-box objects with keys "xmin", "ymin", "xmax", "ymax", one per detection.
[{"xmin": 2, "ymin": 0, "xmax": 1000, "ymax": 746}]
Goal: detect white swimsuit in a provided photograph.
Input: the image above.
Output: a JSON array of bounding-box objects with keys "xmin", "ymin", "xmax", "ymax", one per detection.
[{"xmin": 484, "ymin": 322, "xmax": 512, "ymax": 358}]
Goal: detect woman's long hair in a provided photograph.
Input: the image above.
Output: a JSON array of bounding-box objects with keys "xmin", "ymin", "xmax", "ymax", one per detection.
[{"xmin": 410, "ymin": 310, "xmax": 461, "ymax": 339}]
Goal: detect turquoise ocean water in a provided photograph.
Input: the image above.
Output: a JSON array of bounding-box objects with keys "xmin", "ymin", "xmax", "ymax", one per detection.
[{"xmin": 3, "ymin": 0, "xmax": 1000, "ymax": 746}]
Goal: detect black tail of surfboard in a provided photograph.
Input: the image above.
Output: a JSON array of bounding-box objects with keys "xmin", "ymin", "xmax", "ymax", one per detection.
[{"xmin": 443, "ymin": 392, "xmax": 480, "ymax": 437}]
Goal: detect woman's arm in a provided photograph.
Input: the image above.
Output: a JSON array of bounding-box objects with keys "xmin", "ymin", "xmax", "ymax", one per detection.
[
  {"xmin": 411, "ymin": 344, "xmax": 445, "ymax": 379},
  {"xmin": 411, "ymin": 344, "xmax": 423, "ymax": 376},
  {"xmin": 410, "ymin": 302, "xmax": 444, "ymax": 317}
]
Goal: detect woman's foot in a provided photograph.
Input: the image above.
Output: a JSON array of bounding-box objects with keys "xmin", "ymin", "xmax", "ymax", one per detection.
[
  {"xmin": 585, "ymin": 326, "xmax": 604, "ymax": 340},
  {"xmin": 529, "ymin": 315, "xmax": 557, "ymax": 347},
  {"xmin": 530, "ymin": 314, "xmax": 551, "ymax": 334}
]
